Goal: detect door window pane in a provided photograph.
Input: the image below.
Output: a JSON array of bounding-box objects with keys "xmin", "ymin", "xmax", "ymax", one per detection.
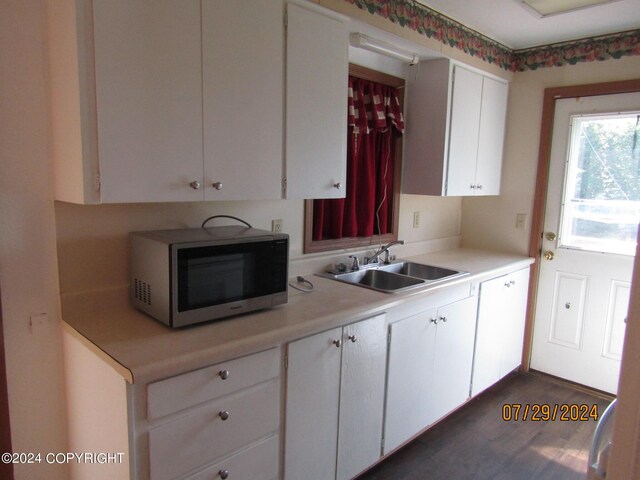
[{"xmin": 560, "ymin": 113, "xmax": 640, "ymax": 255}]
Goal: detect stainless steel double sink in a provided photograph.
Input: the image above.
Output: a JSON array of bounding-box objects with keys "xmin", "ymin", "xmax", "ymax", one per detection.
[{"xmin": 318, "ymin": 260, "xmax": 468, "ymax": 293}]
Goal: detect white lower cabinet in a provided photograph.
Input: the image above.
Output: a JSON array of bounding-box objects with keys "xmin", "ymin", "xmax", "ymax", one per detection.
[
  {"xmin": 472, "ymin": 268, "xmax": 530, "ymax": 396},
  {"xmin": 284, "ymin": 314, "xmax": 387, "ymax": 480},
  {"xmin": 147, "ymin": 348, "xmax": 281, "ymax": 480},
  {"xmin": 384, "ymin": 294, "xmax": 478, "ymax": 454},
  {"xmin": 63, "ymin": 266, "xmax": 531, "ymax": 480}
]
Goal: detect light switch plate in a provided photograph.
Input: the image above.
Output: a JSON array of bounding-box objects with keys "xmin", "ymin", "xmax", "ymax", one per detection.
[{"xmin": 516, "ymin": 213, "xmax": 527, "ymax": 230}]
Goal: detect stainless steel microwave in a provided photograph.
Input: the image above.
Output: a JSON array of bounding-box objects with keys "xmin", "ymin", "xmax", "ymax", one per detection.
[{"xmin": 130, "ymin": 226, "xmax": 288, "ymax": 328}]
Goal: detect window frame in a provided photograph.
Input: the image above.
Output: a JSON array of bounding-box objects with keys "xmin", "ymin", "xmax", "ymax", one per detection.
[{"xmin": 303, "ymin": 64, "xmax": 405, "ymax": 254}]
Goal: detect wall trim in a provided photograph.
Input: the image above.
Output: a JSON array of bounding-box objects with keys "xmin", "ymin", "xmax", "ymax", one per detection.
[{"xmin": 344, "ymin": 0, "xmax": 640, "ymax": 71}]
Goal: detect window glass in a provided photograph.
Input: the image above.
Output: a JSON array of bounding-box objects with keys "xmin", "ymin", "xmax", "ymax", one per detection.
[{"xmin": 560, "ymin": 113, "xmax": 640, "ymax": 255}]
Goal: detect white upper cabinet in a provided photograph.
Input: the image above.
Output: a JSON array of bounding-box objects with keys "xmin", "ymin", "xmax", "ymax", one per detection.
[
  {"xmin": 403, "ymin": 58, "xmax": 509, "ymax": 196},
  {"xmin": 48, "ymin": 0, "xmax": 284, "ymax": 204},
  {"xmin": 285, "ymin": 2, "xmax": 348, "ymax": 199},
  {"xmin": 202, "ymin": 0, "xmax": 284, "ymax": 201}
]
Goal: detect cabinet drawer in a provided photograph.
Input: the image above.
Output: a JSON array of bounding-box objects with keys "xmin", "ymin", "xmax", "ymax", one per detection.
[
  {"xmin": 148, "ymin": 347, "xmax": 280, "ymax": 419},
  {"xmin": 149, "ymin": 379, "xmax": 280, "ymax": 480},
  {"xmin": 184, "ymin": 435, "xmax": 279, "ymax": 480}
]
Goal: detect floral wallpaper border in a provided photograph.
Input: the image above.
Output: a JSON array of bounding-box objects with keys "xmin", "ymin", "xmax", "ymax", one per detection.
[{"xmin": 344, "ymin": 0, "xmax": 640, "ymax": 72}]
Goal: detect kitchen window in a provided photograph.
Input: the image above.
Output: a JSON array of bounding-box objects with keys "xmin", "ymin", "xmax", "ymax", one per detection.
[{"xmin": 303, "ymin": 65, "xmax": 405, "ymax": 253}]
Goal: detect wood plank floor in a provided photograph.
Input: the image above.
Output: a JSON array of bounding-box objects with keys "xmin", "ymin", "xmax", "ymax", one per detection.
[{"xmin": 358, "ymin": 372, "xmax": 612, "ymax": 480}]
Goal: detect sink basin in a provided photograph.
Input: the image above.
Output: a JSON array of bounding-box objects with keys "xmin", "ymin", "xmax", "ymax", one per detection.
[
  {"xmin": 318, "ymin": 260, "xmax": 467, "ymax": 293},
  {"xmin": 382, "ymin": 262, "xmax": 468, "ymax": 282},
  {"xmin": 324, "ymin": 268, "xmax": 425, "ymax": 293}
]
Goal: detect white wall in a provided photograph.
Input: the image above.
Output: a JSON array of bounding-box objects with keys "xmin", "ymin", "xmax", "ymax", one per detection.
[
  {"xmin": 461, "ymin": 55, "xmax": 640, "ymax": 255},
  {"xmin": 0, "ymin": 1, "xmax": 69, "ymax": 478}
]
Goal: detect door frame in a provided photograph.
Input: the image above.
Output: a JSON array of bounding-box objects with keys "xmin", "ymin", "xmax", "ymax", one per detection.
[
  {"xmin": 522, "ymin": 78, "xmax": 640, "ymax": 371},
  {"xmin": 523, "ymin": 78, "xmax": 640, "ymax": 480},
  {"xmin": 0, "ymin": 288, "xmax": 14, "ymax": 480}
]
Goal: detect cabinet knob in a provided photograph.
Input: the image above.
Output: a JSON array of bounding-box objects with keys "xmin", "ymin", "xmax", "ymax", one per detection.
[
  {"xmin": 219, "ymin": 469, "xmax": 229, "ymax": 479},
  {"xmin": 430, "ymin": 317, "xmax": 438, "ymax": 325},
  {"xmin": 470, "ymin": 184, "xmax": 477, "ymax": 190},
  {"xmin": 212, "ymin": 181, "xmax": 223, "ymax": 190},
  {"xmin": 332, "ymin": 339, "xmax": 342, "ymax": 348},
  {"xmin": 218, "ymin": 369, "xmax": 230, "ymax": 380},
  {"xmin": 219, "ymin": 410, "xmax": 230, "ymax": 421},
  {"xmin": 440, "ymin": 316, "xmax": 447, "ymax": 323},
  {"xmin": 348, "ymin": 334, "xmax": 357, "ymax": 343},
  {"xmin": 190, "ymin": 181, "xmax": 201, "ymax": 190},
  {"xmin": 334, "ymin": 182, "xmax": 342, "ymax": 190},
  {"xmin": 476, "ymin": 184, "xmax": 483, "ymax": 190}
]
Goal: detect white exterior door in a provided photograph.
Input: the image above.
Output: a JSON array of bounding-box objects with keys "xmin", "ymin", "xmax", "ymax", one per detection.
[{"xmin": 531, "ymin": 93, "xmax": 640, "ymax": 393}]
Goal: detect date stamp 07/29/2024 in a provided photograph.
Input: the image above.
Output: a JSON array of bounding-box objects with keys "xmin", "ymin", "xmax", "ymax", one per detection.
[{"xmin": 502, "ymin": 403, "xmax": 600, "ymax": 422}]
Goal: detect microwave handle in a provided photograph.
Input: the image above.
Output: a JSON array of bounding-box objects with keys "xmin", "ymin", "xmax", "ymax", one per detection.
[{"xmin": 201, "ymin": 215, "xmax": 253, "ymax": 229}]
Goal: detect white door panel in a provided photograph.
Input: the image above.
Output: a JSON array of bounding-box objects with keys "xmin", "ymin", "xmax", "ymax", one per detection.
[{"xmin": 531, "ymin": 93, "xmax": 640, "ymax": 393}]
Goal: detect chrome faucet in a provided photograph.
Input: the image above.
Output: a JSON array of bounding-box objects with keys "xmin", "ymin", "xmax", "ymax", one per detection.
[{"xmin": 366, "ymin": 240, "xmax": 405, "ymax": 265}]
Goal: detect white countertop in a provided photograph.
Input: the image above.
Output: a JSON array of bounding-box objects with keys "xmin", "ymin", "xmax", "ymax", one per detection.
[{"xmin": 61, "ymin": 248, "xmax": 534, "ymax": 384}]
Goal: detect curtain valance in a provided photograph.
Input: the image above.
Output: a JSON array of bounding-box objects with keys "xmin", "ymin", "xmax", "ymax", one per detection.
[{"xmin": 348, "ymin": 76, "xmax": 405, "ymax": 135}]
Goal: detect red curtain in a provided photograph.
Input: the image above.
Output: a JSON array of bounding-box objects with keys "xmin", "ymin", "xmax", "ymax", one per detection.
[{"xmin": 313, "ymin": 76, "xmax": 405, "ymax": 241}]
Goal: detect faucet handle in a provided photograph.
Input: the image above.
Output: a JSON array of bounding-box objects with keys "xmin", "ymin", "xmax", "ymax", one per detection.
[{"xmin": 348, "ymin": 255, "xmax": 360, "ymax": 271}]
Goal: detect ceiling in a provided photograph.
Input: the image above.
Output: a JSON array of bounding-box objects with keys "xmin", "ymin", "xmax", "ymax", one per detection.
[{"xmin": 415, "ymin": 0, "xmax": 640, "ymax": 49}]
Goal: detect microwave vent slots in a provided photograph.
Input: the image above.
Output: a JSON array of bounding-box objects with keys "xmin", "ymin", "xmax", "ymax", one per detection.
[{"xmin": 134, "ymin": 278, "xmax": 152, "ymax": 306}]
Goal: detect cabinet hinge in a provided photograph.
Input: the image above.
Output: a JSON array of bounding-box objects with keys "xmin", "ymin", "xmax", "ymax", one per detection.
[
  {"xmin": 282, "ymin": 177, "xmax": 287, "ymax": 196},
  {"xmin": 284, "ymin": 11, "xmax": 288, "ymax": 27},
  {"xmin": 387, "ymin": 329, "xmax": 392, "ymax": 346},
  {"xmin": 284, "ymin": 352, "xmax": 288, "ymax": 370},
  {"xmin": 94, "ymin": 173, "xmax": 101, "ymax": 192}
]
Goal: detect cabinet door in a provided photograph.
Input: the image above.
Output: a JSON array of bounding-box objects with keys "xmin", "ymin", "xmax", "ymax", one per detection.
[
  {"xmin": 285, "ymin": 3, "xmax": 348, "ymax": 199},
  {"xmin": 472, "ymin": 268, "xmax": 529, "ymax": 396},
  {"xmin": 445, "ymin": 66, "xmax": 483, "ymax": 196},
  {"xmin": 202, "ymin": 0, "xmax": 284, "ymax": 201},
  {"xmin": 337, "ymin": 315, "xmax": 387, "ymax": 480},
  {"xmin": 475, "ymin": 76, "xmax": 508, "ymax": 195},
  {"xmin": 384, "ymin": 307, "xmax": 437, "ymax": 454},
  {"xmin": 472, "ymin": 275, "xmax": 505, "ymax": 396},
  {"xmin": 500, "ymin": 268, "xmax": 529, "ymax": 376},
  {"xmin": 92, "ymin": 0, "xmax": 204, "ymax": 203},
  {"xmin": 428, "ymin": 296, "xmax": 478, "ymax": 425},
  {"xmin": 284, "ymin": 327, "xmax": 342, "ymax": 480}
]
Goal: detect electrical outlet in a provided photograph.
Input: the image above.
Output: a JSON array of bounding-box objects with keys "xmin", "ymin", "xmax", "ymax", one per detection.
[
  {"xmin": 413, "ymin": 211, "xmax": 420, "ymax": 229},
  {"xmin": 272, "ymin": 219, "xmax": 283, "ymax": 233},
  {"xmin": 515, "ymin": 213, "xmax": 527, "ymax": 231}
]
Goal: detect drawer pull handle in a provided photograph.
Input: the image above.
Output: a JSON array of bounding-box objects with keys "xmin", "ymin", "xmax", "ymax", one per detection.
[
  {"xmin": 348, "ymin": 335, "xmax": 357, "ymax": 343},
  {"xmin": 218, "ymin": 370, "xmax": 230, "ymax": 380},
  {"xmin": 219, "ymin": 469, "xmax": 229, "ymax": 479},
  {"xmin": 219, "ymin": 410, "xmax": 230, "ymax": 421},
  {"xmin": 440, "ymin": 316, "xmax": 447, "ymax": 323}
]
